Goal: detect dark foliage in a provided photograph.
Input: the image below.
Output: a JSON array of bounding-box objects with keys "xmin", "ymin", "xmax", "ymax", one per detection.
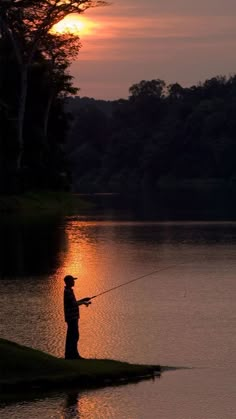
[
  {"xmin": 66, "ymin": 76, "xmax": 236, "ymax": 192},
  {"xmin": 0, "ymin": 0, "xmax": 106, "ymax": 194},
  {"xmin": 0, "ymin": 38, "xmax": 76, "ymax": 192}
]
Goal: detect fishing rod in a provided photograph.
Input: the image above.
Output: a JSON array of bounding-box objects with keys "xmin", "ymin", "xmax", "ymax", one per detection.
[{"xmin": 89, "ymin": 264, "xmax": 180, "ymax": 301}]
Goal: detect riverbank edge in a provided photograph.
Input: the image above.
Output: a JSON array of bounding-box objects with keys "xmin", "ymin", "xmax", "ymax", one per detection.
[
  {"xmin": 0, "ymin": 338, "xmax": 161, "ymax": 398},
  {"xmin": 0, "ymin": 191, "xmax": 92, "ymax": 215}
]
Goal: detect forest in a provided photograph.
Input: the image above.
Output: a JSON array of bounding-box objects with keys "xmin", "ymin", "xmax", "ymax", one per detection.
[
  {"xmin": 1, "ymin": 2, "xmax": 236, "ymax": 196},
  {"xmin": 67, "ymin": 76, "xmax": 236, "ymax": 192}
]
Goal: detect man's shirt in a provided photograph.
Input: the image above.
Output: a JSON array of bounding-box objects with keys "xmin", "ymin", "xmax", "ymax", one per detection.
[{"xmin": 64, "ymin": 287, "xmax": 79, "ymax": 322}]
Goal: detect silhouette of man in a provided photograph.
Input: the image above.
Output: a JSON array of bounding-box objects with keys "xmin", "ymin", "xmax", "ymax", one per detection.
[{"xmin": 64, "ymin": 275, "xmax": 91, "ymax": 359}]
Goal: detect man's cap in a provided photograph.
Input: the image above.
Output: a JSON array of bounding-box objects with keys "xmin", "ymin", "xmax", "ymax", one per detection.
[{"xmin": 64, "ymin": 275, "xmax": 77, "ymax": 284}]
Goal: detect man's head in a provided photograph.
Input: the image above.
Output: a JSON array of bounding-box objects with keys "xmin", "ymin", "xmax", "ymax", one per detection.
[{"xmin": 64, "ymin": 275, "xmax": 77, "ymax": 287}]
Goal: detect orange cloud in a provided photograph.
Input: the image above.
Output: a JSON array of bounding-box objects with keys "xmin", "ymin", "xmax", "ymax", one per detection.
[
  {"xmin": 68, "ymin": 3, "xmax": 236, "ymax": 99},
  {"xmin": 75, "ymin": 13, "xmax": 236, "ymax": 62}
]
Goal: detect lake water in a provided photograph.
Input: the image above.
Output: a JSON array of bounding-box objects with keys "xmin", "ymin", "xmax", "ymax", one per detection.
[{"xmin": 1, "ymin": 205, "xmax": 236, "ymax": 418}]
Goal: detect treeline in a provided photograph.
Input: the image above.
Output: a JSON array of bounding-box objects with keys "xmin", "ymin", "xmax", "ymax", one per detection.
[
  {"xmin": 67, "ymin": 76, "xmax": 236, "ymax": 192},
  {"xmin": 0, "ymin": 0, "xmax": 105, "ymax": 195}
]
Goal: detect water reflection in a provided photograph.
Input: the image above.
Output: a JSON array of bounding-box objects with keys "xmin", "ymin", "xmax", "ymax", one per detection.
[
  {"xmin": 0, "ymin": 216, "xmax": 67, "ymax": 277},
  {"xmin": 0, "ymin": 391, "xmax": 82, "ymax": 419},
  {"xmin": 2, "ymin": 216, "xmax": 236, "ymax": 280},
  {"xmin": 62, "ymin": 391, "xmax": 80, "ymax": 419},
  {"xmin": 85, "ymin": 190, "xmax": 236, "ymax": 221},
  {"xmin": 1, "ymin": 217, "xmax": 236, "ymax": 418}
]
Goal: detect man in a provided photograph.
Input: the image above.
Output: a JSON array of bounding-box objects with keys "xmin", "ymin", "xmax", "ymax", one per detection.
[{"xmin": 64, "ymin": 274, "xmax": 91, "ymax": 360}]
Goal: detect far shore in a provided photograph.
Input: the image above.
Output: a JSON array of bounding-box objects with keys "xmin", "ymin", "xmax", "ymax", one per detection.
[
  {"xmin": 1, "ymin": 180, "xmax": 233, "ymax": 219},
  {"xmin": 0, "ymin": 191, "xmax": 92, "ymax": 215}
]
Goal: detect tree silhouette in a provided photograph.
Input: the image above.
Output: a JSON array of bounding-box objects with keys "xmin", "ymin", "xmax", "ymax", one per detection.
[{"xmin": 0, "ymin": 0, "xmax": 107, "ymax": 172}]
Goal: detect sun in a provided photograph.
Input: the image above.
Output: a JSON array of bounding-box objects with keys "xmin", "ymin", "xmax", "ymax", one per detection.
[{"xmin": 51, "ymin": 14, "xmax": 98, "ymax": 37}]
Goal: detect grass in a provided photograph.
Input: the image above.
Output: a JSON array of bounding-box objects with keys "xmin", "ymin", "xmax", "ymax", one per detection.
[
  {"xmin": 0, "ymin": 191, "xmax": 92, "ymax": 215},
  {"xmin": 0, "ymin": 338, "xmax": 161, "ymax": 398}
]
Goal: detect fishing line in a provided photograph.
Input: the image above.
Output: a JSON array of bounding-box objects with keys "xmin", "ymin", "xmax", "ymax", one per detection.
[{"xmin": 90, "ymin": 264, "xmax": 181, "ymax": 300}]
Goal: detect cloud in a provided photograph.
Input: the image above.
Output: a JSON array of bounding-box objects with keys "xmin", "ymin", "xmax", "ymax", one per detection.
[
  {"xmin": 87, "ymin": 0, "xmax": 236, "ymax": 18},
  {"xmin": 78, "ymin": 14, "xmax": 236, "ymax": 61},
  {"xmin": 72, "ymin": 1, "xmax": 236, "ymax": 98}
]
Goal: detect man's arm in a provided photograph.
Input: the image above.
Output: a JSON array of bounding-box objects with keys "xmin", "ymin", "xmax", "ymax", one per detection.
[{"xmin": 77, "ymin": 297, "xmax": 91, "ymax": 306}]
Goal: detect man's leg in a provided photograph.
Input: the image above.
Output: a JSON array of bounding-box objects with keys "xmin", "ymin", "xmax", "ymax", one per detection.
[{"xmin": 65, "ymin": 320, "xmax": 79, "ymax": 359}]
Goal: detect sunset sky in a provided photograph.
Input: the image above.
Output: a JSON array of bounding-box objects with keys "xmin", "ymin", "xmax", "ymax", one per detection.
[{"xmin": 63, "ymin": 0, "xmax": 236, "ymax": 99}]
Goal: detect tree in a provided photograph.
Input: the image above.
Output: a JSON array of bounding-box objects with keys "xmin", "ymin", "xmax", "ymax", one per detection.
[
  {"xmin": 0, "ymin": 0, "xmax": 107, "ymax": 171},
  {"xmin": 0, "ymin": 30, "xmax": 81, "ymax": 190},
  {"xmin": 129, "ymin": 79, "xmax": 166, "ymax": 99},
  {"xmin": 22, "ymin": 44, "xmax": 80, "ymax": 189},
  {"xmin": 167, "ymin": 83, "xmax": 185, "ymax": 101},
  {"xmin": 128, "ymin": 79, "xmax": 166, "ymax": 128},
  {"xmin": 39, "ymin": 33, "xmax": 81, "ymax": 148}
]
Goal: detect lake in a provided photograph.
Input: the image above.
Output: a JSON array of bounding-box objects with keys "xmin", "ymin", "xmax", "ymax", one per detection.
[{"xmin": 1, "ymin": 201, "xmax": 236, "ymax": 418}]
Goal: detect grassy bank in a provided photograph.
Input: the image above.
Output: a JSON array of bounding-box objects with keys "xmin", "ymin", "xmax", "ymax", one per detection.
[
  {"xmin": 0, "ymin": 339, "xmax": 161, "ymax": 398},
  {"xmin": 0, "ymin": 191, "xmax": 92, "ymax": 215}
]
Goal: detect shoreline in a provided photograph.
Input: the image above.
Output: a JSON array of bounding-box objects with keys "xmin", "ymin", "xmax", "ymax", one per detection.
[
  {"xmin": 0, "ymin": 191, "xmax": 92, "ymax": 215},
  {"xmin": 0, "ymin": 338, "xmax": 161, "ymax": 401}
]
